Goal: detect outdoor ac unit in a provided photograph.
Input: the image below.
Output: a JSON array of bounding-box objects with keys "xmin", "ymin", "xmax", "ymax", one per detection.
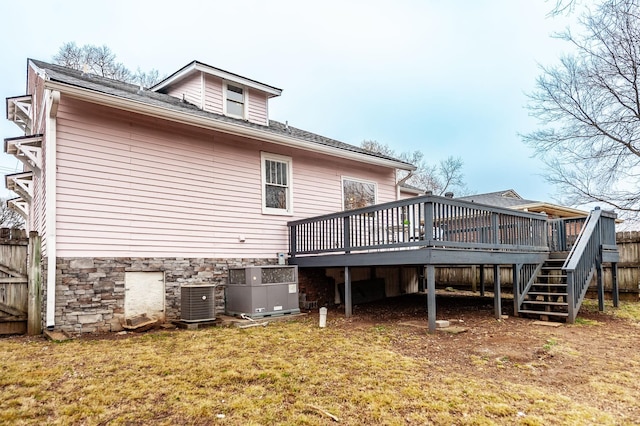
[
  {"xmin": 226, "ymin": 265, "xmax": 300, "ymax": 318},
  {"xmin": 181, "ymin": 284, "xmax": 217, "ymax": 322}
]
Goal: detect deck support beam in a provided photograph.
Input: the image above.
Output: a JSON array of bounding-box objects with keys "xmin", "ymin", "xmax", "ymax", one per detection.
[
  {"xmin": 612, "ymin": 262, "xmax": 619, "ymax": 308},
  {"xmin": 479, "ymin": 264, "xmax": 485, "ymax": 296},
  {"xmin": 512, "ymin": 263, "xmax": 520, "ymax": 317},
  {"xmin": 597, "ymin": 259, "xmax": 604, "ymax": 312},
  {"xmin": 493, "ymin": 265, "xmax": 501, "ymax": 319},
  {"xmin": 426, "ymin": 265, "xmax": 436, "ymax": 333},
  {"xmin": 344, "ymin": 266, "xmax": 352, "ymax": 318}
]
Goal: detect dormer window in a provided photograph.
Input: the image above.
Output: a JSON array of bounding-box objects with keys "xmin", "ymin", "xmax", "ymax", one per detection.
[{"xmin": 225, "ymin": 83, "xmax": 245, "ymax": 118}]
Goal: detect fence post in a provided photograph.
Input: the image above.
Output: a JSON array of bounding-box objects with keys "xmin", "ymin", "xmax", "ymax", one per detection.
[{"xmin": 27, "ymin": 232, "xmax": 42, "ymax": 335}]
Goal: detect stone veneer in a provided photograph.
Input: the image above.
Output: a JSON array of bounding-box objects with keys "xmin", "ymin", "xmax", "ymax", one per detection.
[{"xmin": 42, "ymin": 257, "xmax": 276, "ymax": 334}]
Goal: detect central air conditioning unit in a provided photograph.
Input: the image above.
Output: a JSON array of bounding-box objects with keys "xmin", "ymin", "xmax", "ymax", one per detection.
[
  {"xmin": 180, "ymin": 284, "xmax": 217, "ymax": 322},
  {"xmin": 226, "ymin": 265, "xmax": 300, "ymax": 318}
]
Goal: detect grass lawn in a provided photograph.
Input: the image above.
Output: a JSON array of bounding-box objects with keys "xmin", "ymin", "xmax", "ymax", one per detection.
[{"xmin": 1, "ymin": 296, "xmax": 639, "ymax": 425}]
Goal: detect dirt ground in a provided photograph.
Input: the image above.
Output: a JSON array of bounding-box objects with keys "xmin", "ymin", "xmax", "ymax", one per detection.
[
  {"xmin": 324, "ymin": 291, "xmax": 640, "ymax": 420},
  {"xmin": 2, "ymin": 290, "xmax": 638, "ymax": 424}
]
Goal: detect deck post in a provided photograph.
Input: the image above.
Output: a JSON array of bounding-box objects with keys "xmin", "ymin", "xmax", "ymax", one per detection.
[
  {"xmin": 597, "ymin": 259, "xmax": 605, "ymax": 312},
  {"xmin": 289, "ymin": 225, "xmax": 297, "ymax": 261},
  {"xmin": 343, "ymin": 217, "xmax": 351, "ymax": 254},
  {"xmin": 566, "ymin": 271, "xmax": 575, "ymax": 323},
  {"xmin": 344, "ymin": 266, "xmax": 352, "ymax": 318},
  {"xmin": 426, "ymin": 265, "xmax": 436, "ymax": 333},
  {"xmin": 493, "ymin": 265, "xmax": 501, "ymax": 319},
  {"xmin": 479, "ymin": 264, "xmax": 485, "ymax": 296},
  {"xmin": 424, "ymin": 201, "xmax": 434, "ymax": 246},
  {"xmin": 512, "ymin": 264, "xmax": 520, "ymax": 317},
  {"xmin": 612, "ymin": 262, "xmax": 619, "ymax": 308},
  {"xmin": 471, "ymin": 265, "xmax": 477, "ymax": 293}
]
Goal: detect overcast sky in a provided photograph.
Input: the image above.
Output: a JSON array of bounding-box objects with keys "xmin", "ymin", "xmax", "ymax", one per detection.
[{"xmin": 0, "ymin": 0, "xmax": 577, "ymax": 202}]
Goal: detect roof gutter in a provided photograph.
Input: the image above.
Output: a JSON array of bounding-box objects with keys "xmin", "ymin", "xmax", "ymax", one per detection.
[{"xmin": 42, "ymin": 80, "xmax": 414, "ymax": 172}]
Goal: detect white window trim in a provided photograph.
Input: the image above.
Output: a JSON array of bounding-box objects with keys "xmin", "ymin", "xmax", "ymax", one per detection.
[
  {"xmin": 261, "ymin": 152, "xmax": 294, "ymax": 216},
  {"xmin": 223, "ymin": 81, "xmax": 247, "ymax": 120},
  {"xmin": 341, "ymin": 176, "xmax": 378, "ymax": 211}
]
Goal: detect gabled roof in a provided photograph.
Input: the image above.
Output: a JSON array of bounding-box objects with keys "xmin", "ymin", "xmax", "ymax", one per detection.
[
  {"xmin": 399, "ymin": 182, "xmax": 425, "ymax": 195},
  {"xmin": 27, "ymin": 59, "xmax": 415, "ymax": 172},
  {"xmin": 458, "ymin": 189, "xmax": 589, "ymax": 218},
  {"xmin": 151, "ymin": 60, "xmax": 283, "ymax": 97},
  {"xmin": 457, "ymin": 189, "xmax": 533, "ymax": 209}
]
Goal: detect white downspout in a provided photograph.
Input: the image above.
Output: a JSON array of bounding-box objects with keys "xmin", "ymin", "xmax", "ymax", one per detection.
[
  {"xmin": 45, "ymin": 90, "xmax": 59, "ymax": 329},
  {"xmin": 396, "ymin": 169, "xmax": 414, "ymax": 199}
]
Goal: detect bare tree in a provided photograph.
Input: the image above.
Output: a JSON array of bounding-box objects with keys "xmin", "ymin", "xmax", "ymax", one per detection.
[
  {"xmin": 0, "ymin": 198, "xmax": 24, "ymax": 229},
  {"xmin": 523, "ymin": 0, "xmax": 640, "ymax": 219},
  {"xmin": 361, "ymin": 140, "xmax": 468, "ymax": 196},
  {"xmin": 53, "ymin": 42, "xmax": 162, "ymax": 87}
]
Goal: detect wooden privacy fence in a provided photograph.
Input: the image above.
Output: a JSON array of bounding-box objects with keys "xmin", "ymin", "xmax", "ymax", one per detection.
[
  {"xmin": 0, "ymin": 229, "xmax": 41, "ymax": 335},
  {"xmin": 0, "ymin": 228, "xmax": 28, "ymax": 334},
  {"xmin": 437, "ymin": 230, "xmax": 636, "ymax": 295},
  {"xmin": 612, "ymin": 231, "xmax": 640, "ymax": 294}
]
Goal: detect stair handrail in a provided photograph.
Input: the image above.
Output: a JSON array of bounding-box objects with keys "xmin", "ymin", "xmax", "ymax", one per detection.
[{"xmin": 562, "ymin": 208, "xmax": 603, "ymax": 322}]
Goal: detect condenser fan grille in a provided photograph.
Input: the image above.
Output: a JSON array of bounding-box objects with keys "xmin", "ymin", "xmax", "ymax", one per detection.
[{"xmin": 181, "ymin": 285, "xmax": 216, "ymax": 322}]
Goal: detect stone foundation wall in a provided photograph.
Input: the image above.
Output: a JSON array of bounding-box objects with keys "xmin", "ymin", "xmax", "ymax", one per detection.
[{"xmin": 43, "ymin": 257, "xmax": 276, "ymax": 334}]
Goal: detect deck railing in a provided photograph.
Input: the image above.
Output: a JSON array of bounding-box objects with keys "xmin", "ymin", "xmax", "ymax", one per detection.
[
  {"xmin": 547, "ymin": 217, "xmax": 587, "ymax": 252},
  {"xmin": 563, "ymin": 208, "xmax": 617, "ymax": 322},
  {"xmin": 288, "ymin": 195, "xmax": 550, "ymax": 258}
]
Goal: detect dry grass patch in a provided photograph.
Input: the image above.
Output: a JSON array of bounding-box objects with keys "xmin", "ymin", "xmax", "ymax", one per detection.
[{"xmin": 1, "ymin": 302, "xmax": 639, "ymax": 425}]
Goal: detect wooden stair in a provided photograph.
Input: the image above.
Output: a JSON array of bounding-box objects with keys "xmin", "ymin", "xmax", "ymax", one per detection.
[{"xmin": 519, "ymin": 254, "xmax": 570, "ymax": 320}]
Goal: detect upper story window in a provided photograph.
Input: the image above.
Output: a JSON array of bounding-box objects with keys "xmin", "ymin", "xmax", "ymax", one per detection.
[
  {"xmin": 342, "ymin": 177, "xmax": 377, "ymax": 210},
  {"xmin": 261, "ymin": 152, "xmax": 293, "ymax": 215},
  {"xmin": 225, "ymin": 83, "xmax": 245, "ymax": 118}
]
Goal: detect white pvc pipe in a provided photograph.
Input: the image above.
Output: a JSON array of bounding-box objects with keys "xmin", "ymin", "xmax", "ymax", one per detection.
[{"xmin": 319, "ymin": 307, "xmax": 327, "ymax": 328}]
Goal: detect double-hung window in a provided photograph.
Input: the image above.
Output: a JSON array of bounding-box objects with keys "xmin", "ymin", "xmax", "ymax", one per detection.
[
  {"xmin": 225, "ymin": 83, "xmax": 245, "ymax": 118},
  {"xmin": 261, "ymin": 152, "xmax": 293, "ymax": 215},
  {"xmin": 342, "ymin": 177, "xmax": 377, "ymax": 210}
]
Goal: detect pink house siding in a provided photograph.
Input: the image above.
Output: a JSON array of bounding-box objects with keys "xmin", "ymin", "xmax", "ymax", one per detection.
[
  {"xmin": 52, "ymin": 97, "xmax": 398, "ymax": 259},
  {"xmin": 164, "ymin": 73, "xmax": 203, "ymax": 108},
  {"xmin": 247, "ymin": 89, "xmax": 268, "ymax": 125},
  {"xmin": 203, "ymin": 74, "xmax": 223, "ymax": 115}
]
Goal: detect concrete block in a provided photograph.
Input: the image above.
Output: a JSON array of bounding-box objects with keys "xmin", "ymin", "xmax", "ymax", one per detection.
[{"xmin": 435, "ymin": 320, "xmax": 450, "ymax": 328}]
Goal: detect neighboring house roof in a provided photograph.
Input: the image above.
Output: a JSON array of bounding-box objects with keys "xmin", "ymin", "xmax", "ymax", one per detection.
[
  {"xmin": 399, "ymin": 182, "xmax": 425, "ymax": 195},
  {"xmin": 28, "ymin": 59, "xmax": 415, "ymax": 171},
  {"xmin": 458, "ymin": 189, "xmax": 589, "ymax": 218}
]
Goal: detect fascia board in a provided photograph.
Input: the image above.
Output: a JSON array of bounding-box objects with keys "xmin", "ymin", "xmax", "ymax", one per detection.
[
  {"xmin": 515, "ymin": 202, "xmax": 588, "ymax": 217},
  {"xmin": 193, "ymin": 63, "xmax": 282, "ymax": 97},
  {"xmin": 44, "ymin": 81, "xmax": 414, "ymax": 171}
]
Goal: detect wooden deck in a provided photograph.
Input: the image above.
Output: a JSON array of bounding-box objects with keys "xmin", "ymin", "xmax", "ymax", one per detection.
[{"xmin": 287, "ymin": 195, "xmax": 619, "ymax": 332}]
